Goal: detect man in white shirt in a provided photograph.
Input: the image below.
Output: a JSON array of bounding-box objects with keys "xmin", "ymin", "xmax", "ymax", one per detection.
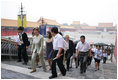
[
  {"xmin": 76, "ymin": 35, "xmax": 91, "ymax": 74},
  {"xmin": 16, "ymin": 27, "xmax": 30, "ymax": 65},
  {"xmin": 49, "ymin": 27, "xmax": 66, "ymax": 79}
]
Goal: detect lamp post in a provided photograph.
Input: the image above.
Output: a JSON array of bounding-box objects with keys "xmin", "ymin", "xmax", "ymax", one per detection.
[
  {"xmin": 41, "ymin": 17, "xmax": 44, "ymax": 36},
  {"xmin": 21, "ymin": 3, "xmax": 23, "ymax": 27}
]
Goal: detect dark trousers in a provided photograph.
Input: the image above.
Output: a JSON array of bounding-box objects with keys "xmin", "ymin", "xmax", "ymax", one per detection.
[
  {"xmin": 74, "ymin": 54, "xmax": 80, "ymax": 67},
  {"xmin": 18, "ymin": 45, "xmax": 28, "ymax": 63},
  {"xmin": 103, "ymin": 57, "xmax": 107, "ymax": 63},
  {"xmin": 66, "ymin": 53, "xmax": 72, "ymax": 70},
  {"xmin": 79, "ymin": 52, "xmax": 88, "ymax": 73},
  {"xmin": 51, "ymin": 50, "xmax": 66, "ymax": 76},
  {"xmin": 87, "ymin": 56, "xmax": 92, "ymax": 65}
]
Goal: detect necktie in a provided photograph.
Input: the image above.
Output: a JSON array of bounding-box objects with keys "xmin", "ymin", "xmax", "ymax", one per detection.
[{"xmin": 19, "ymin": 35, "xmax": 22, "ymax": 41}]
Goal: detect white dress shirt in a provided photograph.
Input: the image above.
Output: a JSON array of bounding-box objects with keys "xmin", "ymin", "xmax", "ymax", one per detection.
[
  {"xmin": 76, "ymin": 41, "xmax": 90, "ymax": 52},
  {"xmin": 16, "ymin": 36, "xmax": 21, "ymax": 45},
  {"xmin": 53, "ymin": 33, "xmax": 64, "ymax": 50},
  {"xmin": 16, "ymin": 34, "xmax": 23, "ymax": 45}
]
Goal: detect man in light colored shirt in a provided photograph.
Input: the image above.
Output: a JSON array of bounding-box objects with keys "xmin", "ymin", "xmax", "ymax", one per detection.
[
  {"xmin": 76, "ymin": 41, "xmax": 90, "ymax": 52},
  {"xmin": 16, "ymin": 26, "xmax": 30, "ymax": 65},
  {"xmin": 53, "ymin": 33, "xmax": 64, "ymax": 50},
  {"xmin": 76, "ymin": 35, "xmax": 91, "ymax": 74},
  {"xmin": 49, "ymin": 27, "xmax": 66, "ymax": 79}
]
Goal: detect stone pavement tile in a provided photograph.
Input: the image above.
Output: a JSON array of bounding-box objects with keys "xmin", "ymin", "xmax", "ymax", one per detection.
[
  {"xmin": 2, "ymin": 59, "xmax": 117, "ymax": 79},
  {"xmin": 1, "ymin": 63, "xmax": 51, "ymax": 79},
  {"xmin": 2, "ymin": 60, "xmax": 49, "ymax": 69},
  {"xmin": 1, "ymin": 68, "xmax": 38, "ymax": 79},
  {"xmin": 57, "ymin": 59, "xmax": 104, "ymax": 79},
  {"xmin": 2, "ymin": 60, "xmax": 52, "ymax": 74},
  {"xmin": 102, "ymin": 61, "xmax": 117, "ymax": 79},
  {"xmin": 1, "ymin": 63, "xmax": 73, "ymax": 79}
]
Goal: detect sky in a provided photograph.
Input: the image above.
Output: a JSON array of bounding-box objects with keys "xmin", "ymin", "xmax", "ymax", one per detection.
[{"xmin": 1, "ymin": 0, "xmax": 117, "ymax": 26}]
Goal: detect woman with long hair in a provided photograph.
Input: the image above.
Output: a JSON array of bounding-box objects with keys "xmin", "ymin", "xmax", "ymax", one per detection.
[{"xmin": 46, "ymin": 31, "xmax": 53, "ymax": 70}]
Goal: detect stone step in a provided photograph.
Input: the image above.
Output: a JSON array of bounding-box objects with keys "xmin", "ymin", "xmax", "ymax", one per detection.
[{"xmin": 1, "ymin": 63, "xmax": 74, "ymax": 79}]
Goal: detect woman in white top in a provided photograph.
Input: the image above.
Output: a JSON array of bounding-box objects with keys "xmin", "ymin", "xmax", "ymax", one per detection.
[{"xmin": 94, "ymin": 45, "xmax": 102, "ymax": 71}]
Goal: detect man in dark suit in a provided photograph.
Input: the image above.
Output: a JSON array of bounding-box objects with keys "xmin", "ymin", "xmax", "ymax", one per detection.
[
  {"xmin": 17, "ymin": 26, "xmax": 30, "ymax": 65},
  {"xmin": 65, "ymin": 35, "xmax": 74, "ymax": 71}
]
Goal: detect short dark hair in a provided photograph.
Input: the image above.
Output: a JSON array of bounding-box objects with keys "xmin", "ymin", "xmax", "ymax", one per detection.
[
  {"xmin": 51, "ymin": 27, "xmax": 58, "ymax": 34},
  {"xmin": 18, "ymin": 26, "xmax": 24, "ymax": 31},
  {"xmin": 98, "ymin": 45, "xmax": 101, "ymax": 48},
  {"xmin": 80, "ymin": 35, "xmax": 85, "ymax": 39},
  {"xmin": 47, "ymin": 31, "xmax": 52, "ymax": 39},
  {"xmin": 95, "ymin": 45, "xmax": 98, "ymax": 47}
]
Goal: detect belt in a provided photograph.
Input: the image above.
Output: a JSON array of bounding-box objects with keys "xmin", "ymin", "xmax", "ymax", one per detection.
[
  {"xmin": 79, "ymin": 51, "xmax": 88, "ymax": 53},
  {"xmin": 79, "ymin": 51, "xmax": 88, "ymax": 55}
]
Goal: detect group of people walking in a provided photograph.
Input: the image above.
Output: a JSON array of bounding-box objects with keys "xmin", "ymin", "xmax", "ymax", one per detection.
[{"xmin": 16, "ymin": 26, "xmax": 108, "ymax": 79}]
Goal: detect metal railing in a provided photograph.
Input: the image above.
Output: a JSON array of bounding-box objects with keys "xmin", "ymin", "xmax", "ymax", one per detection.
[
  {"xmin": 1, "ymin": 37, "xmax": 46, "ymax": 60},
  {"xmin": 1, "ymin": 38, "xmax": 17, "ymax": 56},
  {"xmin": 1, "ymin": 38, "xmax": 32, "ymax": 56}
]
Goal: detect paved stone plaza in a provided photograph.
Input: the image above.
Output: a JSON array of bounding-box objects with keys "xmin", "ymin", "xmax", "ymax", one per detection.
[{"xmin": 1, "ymin": 59, "xmax": 117, "ymax": 79}]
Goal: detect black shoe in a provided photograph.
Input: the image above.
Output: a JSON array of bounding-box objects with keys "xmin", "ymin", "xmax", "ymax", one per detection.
[
  {"xmin": 76, "ymin": 66, "xmax": 78, "ymax": 68},
  {"xmin": 28, "ymin": 67, "xmax": 32, "ymax": 69},
  {"xmin": 17, "ymin": 60, "xmax": 22, "ymax": 62},
  {"xmin": 49, "ymin": 75, "xmax": 57, "ymax": 79},
  {"xmin": 83, "ymin": 70, "xmax": 86, "ymax": 73},
  {"xmin": 80, "ymin": 71, "xmax": 83, "ymax": 74},
  {"xmin": 22, "ymin": 62, "xmax": 27, "ymax": 65},
  {"xmin": 62, "ymin": 71, "xmax": 66, "ymax": 76},
  {"xmin": 37, "ymin": 65, "xmax": 42, "ymax": 68}
]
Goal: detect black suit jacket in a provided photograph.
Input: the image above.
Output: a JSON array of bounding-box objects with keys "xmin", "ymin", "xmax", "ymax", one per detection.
[
  {"xmin": 21, "ymin": 32, "xmax": 30, "ymax": 47},
  {"xmin": 66, "ymin": 40, "xmax": 74, "ymax": 55}
]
